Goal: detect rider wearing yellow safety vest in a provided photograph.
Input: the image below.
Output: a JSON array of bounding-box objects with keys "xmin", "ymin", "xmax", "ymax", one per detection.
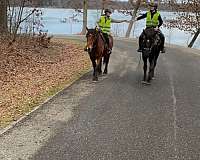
[
  {"xmin": 135, "ymin": 2, "xmax": 165, "ymax": 53},
  {"xmin": 96, "ymin": 9, "xmax": 129, "ymax": 53},
  {"xmin": 84, "ymin": 9, "xmax": 129, "ymax": 52}
]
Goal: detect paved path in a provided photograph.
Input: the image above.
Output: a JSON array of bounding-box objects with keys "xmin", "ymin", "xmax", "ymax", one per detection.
[{"xmin": 0, "ymin": 38, "xmax": 200, "ymax": 160}]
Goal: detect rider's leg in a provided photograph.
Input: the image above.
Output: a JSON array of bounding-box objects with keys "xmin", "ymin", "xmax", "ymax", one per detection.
[
  {"xmin": 159, "ymin": 31, "xmax": 165, "ymax": 53},
  {"xmin": 103, "ymin": 33, "xmax": 112, "ymax": 54},
  {"xmin": 103, "ymin": 33, "xmax": 109, "ymax": 46}
]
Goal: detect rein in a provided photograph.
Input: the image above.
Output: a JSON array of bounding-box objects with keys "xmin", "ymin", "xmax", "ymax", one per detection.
[{"xmin": 91, "ymin": 32, "xmax": 98, "ymax": 49}]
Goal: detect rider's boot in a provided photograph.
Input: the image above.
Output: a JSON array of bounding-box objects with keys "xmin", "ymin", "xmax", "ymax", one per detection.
[
  {"xmin": 108, "ymin": 48, "xmax": 112, "ymax": 54},
  {"xmin": 161, "ymin": 47, "xmax": 166, "ymax": 53},
  {"xmin": 160, "ymin": 43, "xmax": 166, "ymax": 53},
  {"xmin": 137, "ymin": 47, "xmax": 142, "ymax": 52},
  {"xmin": 105, "ymin": 43, "xmax": 112, "ymax": 54}
]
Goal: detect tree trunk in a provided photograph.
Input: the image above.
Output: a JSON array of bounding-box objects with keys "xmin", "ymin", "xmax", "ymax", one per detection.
[
  {"xmin": 101, "ymin": 0, "xmax": 106, "ymax": 15},
  {"xmin": 188, "ymin": 28, "xmax": 200, "ymax": 48},
  {"xmin": 125, "ymin": 0, "xmax": 141, "ymax": 38},
  {"xmin": 81, "ymin": 0, "xmax": 88, "ymax": 35},
  {"xmin": 0, "ymin": 0, "xmax": 8, "ymax": 34}
]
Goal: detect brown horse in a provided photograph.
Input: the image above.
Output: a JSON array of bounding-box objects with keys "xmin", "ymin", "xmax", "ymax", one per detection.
[{"xmin": 86, "ymin": 27, "xmax": 113, "ymax": 81}]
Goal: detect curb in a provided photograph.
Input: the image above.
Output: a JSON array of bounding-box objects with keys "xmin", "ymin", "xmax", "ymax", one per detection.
[{"xmin": 0, "ymin": 70, "xmax": 91, "ymax": 136}]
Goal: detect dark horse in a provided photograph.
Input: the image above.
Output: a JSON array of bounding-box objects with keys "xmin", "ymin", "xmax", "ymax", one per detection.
[
  {"xmin": 141, "ymin": 27, "xmax": 162, "ymax": 85},
  {"xmin": 86, "ymin": 27, "xmax": 113, "ymax": 81}
]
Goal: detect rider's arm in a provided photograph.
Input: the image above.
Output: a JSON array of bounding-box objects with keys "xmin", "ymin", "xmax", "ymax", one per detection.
[
  {"xmin": 158, "ymin": 15, "xmax": 163, "ymax": 28},
  {"xmin": 136, "ymin": 13, "xmax": 147, "ymax": 21},
  {"xmin": 111, "ymin": 19, "xmax": 128, "ymax": 23}
]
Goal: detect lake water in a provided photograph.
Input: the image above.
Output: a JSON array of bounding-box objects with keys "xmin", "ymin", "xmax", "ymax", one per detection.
[{"xmin": 30, "ymin": 8, "xmax": 200, "ymax": 49}]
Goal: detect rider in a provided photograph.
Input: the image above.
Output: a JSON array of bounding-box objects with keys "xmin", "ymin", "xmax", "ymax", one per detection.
[
  {"xmin": 135, "ymin": 2, "xmax": 165, "ymax": 53},
  {"xmin": 85, "ymin": 9, "xmax": 129, "ymax": 53}
]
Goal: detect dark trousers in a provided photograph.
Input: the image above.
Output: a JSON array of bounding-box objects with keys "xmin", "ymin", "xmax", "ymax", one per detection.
[
  {"xmin": 103, "ymin": 33, "xmax": 110, "ymax": 47},
  {"xmin": 139, "ymin": 29, "xmax": 165, "ymax": 50},
  {"xmin": 159, "ymin": 31, "xmax": 165, "ymax": 50}
]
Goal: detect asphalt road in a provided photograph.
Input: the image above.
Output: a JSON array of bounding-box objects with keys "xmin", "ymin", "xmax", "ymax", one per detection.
[{"xmin": 0, "ymin": 38, "xmax": 200, "ymax": 160}]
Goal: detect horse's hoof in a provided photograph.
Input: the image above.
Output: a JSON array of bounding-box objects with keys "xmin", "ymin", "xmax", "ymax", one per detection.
[
  {"xmin": 103, "ymin": 71, "xmax": 108, "ymax": 75},
  {"xmin": 141, "ymin": 80, "xmax": 146, "ymax": 84},
  {"xmin": 146, "ymin": 82, "xmax": 151, "ymax": 85},
  {"xmin": 93, "ymin": 77, "xmax": 98, "ymax": 81},
  {"xmin": 98, "ymin": 72, "xmax": 103, "ymax": 76},
  {"xmin": 142, "ymin": 81, "xmax": 151, "ymax": 85}
]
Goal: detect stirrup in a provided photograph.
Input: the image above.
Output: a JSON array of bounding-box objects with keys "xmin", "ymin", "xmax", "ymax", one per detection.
[
  {"xmin": 84, "ymin": 48, "xmax": 88, "ymax": 52},
  {"xmin": 108, "ymin": 48, "xmax": 112, "ymax": 54},
  {"xmin": 84, "ymin": 46, "xmax": 88, "ymax": 52}
]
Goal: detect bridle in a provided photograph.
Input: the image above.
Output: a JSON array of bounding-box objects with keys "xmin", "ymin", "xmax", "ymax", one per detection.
[
  {"xmin": 86, "ymin": 30, "xmax": 98, "ymax": 52},
  {"xmin": 143, "ymin": 30, "xmax": 160, "ymax": 54}
]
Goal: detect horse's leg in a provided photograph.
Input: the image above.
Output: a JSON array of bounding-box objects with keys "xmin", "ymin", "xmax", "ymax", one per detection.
[
  {"xmin": 152, "ymin": 51, "xmax": 160, "ymax": 78},
  {"xmin": 142, "ymin": 55, "xmax": 147, "ymax": 82},
  {"xmin": 93, "ymin": 61, "xmax": 98, "ymax": 81},
  {"xmin": 99, "ymin": 58, "xmax": 102, "ymax": 75},
  {"xmin": 147, "ymin": 57, "xmax": 155, "ymax": 83},
  {"xmin": 90, "ymin": 56, "xmax": 98, "ymax": 81},
  {"xmin": 103, "ymin": 54, "xmax": 110, "ymax": 74},
  {"xmin": 104, "ymin": 35, "xmax": 112, "ymax": 74},
  {"xmin": 94, "ymin": 58, "xmax": 102, "ymax": 81}
]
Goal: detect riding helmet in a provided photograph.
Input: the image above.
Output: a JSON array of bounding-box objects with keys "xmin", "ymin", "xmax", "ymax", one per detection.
[
  {"xmin": 104, "ymin": 9, "xmax": 112, "ymax": 14},
  {"xmin": 149, "ymin": 2, "xmax": 158, "ymax": 9}
]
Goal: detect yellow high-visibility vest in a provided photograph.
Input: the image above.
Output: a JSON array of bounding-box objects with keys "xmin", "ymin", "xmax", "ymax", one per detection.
[
  {"xmin": 98, "ymin": 16, "xmax": 111, "ymax": 34},
  {"xmin": 146, "ymin": 11, "xmax": 160, "ymax": 27}
]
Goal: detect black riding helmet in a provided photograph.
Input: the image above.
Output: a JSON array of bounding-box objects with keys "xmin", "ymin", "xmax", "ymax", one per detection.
[
  {"xmin": 104, "ymin": 9, "xmax": 112, "ymax": 14},
  {"xmin": 149, "ymin": 2, "xmax": 158, "ymax": 10}
]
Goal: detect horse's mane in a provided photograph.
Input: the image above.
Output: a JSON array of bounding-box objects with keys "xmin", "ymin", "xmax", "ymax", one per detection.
[{"xmin": 144, "ymin": 28, "xmax": 156, "ymax": 39}]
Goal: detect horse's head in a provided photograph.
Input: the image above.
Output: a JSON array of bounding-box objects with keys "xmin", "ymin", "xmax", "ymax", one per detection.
[
  {"xmin": 142, "ymin": 28, "xmax": 158, "ymax": 56},
  {"xmin": 86, "ymin": 27, "xmax": 98, "ymax": 53}
]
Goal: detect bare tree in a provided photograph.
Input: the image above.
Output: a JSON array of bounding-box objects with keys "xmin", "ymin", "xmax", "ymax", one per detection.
[
  {"xmin": 165, "ymin": 0, "xmax": 200, "ymax": 48},
  {"xmin": 3, "ymin": 0, "xmax": 47, "ymax": 46},
  {"xmin": 7, "ymin": 0, "xmax": 38, "ymax": 43},
  {"xmin": 101, "ymin": 0, "xmax": 106, "ymax": 15},
  {"xmin": 189, "ymin": 28, "xmax": 200, "ymax": 48},
  {"xmin": 101, "ymin": 0, "xmax": 111, "ymax": 15},
  {"xmin": 126, "ymin": 0, "xmax": 142, "ymax": 38},
  {"xmin": 81, "ymin": 0, "xmax": 88, "ymax": 34}
]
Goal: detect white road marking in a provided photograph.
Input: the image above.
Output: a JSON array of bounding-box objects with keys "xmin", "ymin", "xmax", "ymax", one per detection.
[
  {"xmin": 169, "ymin": 74, "xmax": 178, "ymax": 159},
  {"xmin": 162, "ymin": 56, "xmax": 178, "ymax": 159}
]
